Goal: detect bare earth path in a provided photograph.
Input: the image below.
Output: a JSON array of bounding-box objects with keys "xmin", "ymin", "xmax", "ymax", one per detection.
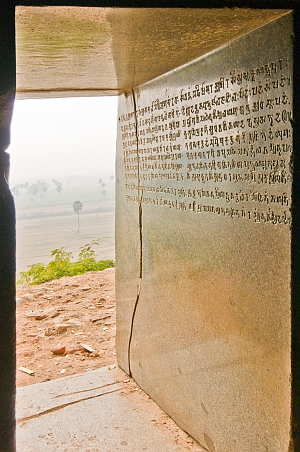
[{"xmin": 16, "ymin": 268, "xmax": 116, "ymax": 387}]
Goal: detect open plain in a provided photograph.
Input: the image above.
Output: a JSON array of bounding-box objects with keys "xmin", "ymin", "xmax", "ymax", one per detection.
[{"xmin": 14, "ymin": 178, "xmax": 115, "ymax": 278}]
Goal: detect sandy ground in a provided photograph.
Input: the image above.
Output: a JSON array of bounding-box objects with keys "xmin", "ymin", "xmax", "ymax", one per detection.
[
  {"xmin": 16, "ymin": 268, "xmax": 206, "ymax": 451},
  {"xmin": 16, "ymin": 268, "xmax": 116, "ymax": 387}
]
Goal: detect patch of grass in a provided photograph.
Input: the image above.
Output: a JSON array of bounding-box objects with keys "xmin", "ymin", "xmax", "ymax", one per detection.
[{"xmin": 18, "ymin": 240, "xmax": 114, "ymax": 285}]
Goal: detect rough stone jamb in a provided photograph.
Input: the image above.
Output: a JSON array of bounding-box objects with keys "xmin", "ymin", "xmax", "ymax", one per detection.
[{"xmin": 0, "ymin": 4, "xmax": 16, "ymax": 452}]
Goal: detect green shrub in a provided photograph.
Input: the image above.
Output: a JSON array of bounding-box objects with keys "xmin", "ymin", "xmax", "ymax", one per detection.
[{"xmin": 18, "ymin": 240, "xmax": 115, "ymax": 285}]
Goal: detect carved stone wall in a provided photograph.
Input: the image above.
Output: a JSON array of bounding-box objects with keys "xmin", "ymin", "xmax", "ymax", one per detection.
[
  {"xmin": 116, "ymin": 13, "xmax": 295, "ymax": 451},
  {"xmin": 0, "ymin": 3, "xmax": 298, "ymax": 452}
]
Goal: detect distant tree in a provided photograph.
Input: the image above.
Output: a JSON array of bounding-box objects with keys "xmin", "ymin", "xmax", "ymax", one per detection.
[
  {"xmin": 73, "ymin": 200, "xmax": 83, "ymax": 233},
  {"xmin": 57, "ymin": 185, "xmax": 62, "ymax": 201},
  {"xmin": 11, "ymin": 186, "xmax": 19, "ymax": 196},
  {"xmin": 102, "ymin": 189, "xmax": 107, "ymax": 199},
  {"xmin": 52, "ymin": 179, "xmax": 62, "ymax": 201},
  {"xmin": 98, "ymin": 178, "xmax": 103, "ymax": 186},
  {"xmin": 101, "ymin": 183, "xmax": 106, "ymax": 189},
  {"xmin": 12, "ymin": 182, "xmax": 30, "ymax": 202},
  {"xmin": 32, "ymin": 186, "xmax": 39, "ymax": 202},
  {"xmin": 43, "ymin": 185, "xmax": 48, "ymax": 202},
  {"xmin": 11, "ymin": 186, "xmax": 20, "ymax": 204}
]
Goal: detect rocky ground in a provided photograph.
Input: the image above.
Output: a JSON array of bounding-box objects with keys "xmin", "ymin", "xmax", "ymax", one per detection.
[{"xmin": 16, "ymin": 268, "xmax": 116, "ymax": 387}]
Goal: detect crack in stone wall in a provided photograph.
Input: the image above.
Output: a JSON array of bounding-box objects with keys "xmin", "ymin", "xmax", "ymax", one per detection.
[{"xmin": 127, "ymin": 88, "xmax": 143, "ymax": 377}]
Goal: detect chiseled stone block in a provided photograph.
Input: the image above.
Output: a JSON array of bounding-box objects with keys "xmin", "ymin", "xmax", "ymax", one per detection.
[{"xmin": 116, "ymin": 12, "xmax": 296, "ymax": 451}]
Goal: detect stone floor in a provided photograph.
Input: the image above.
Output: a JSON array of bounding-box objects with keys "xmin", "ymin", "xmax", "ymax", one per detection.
[{"xmin": 16, "ymin": 366, "xmax": 206, "ymax": 452}]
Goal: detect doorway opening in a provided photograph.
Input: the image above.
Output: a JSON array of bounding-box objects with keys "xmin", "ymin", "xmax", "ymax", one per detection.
[{"xmin": 10, "ymin": 95, "xmax": 118, "ymax": 386}]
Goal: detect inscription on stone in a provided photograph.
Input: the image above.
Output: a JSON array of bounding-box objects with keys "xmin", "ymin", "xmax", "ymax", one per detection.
[{"xmin": 119, "ymin": 57, "xmax": 292, "ymax": 225}]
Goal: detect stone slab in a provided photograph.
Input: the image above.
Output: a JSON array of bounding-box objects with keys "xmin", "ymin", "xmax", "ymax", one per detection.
[
  {"xmin": 116, "ymin": 12, "xmax": 294, "ymax": 452},
  {"xmin": 16, "ymin": 366, "xmax": 205, "ymax": 452},
  {"xmin": 15, "ymin": 7, "xmax": 289, "ymax": 98}
]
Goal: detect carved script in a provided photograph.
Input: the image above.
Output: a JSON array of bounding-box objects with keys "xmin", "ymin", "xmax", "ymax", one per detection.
[{"xmin": 119, "ymin": 57, "xmax": 292, "ymax": 226}]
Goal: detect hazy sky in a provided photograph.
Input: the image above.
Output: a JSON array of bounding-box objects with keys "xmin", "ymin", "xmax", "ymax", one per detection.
[{"xmin": 8, "ymin": 96, "xmax": 118, "ymax": 185}]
